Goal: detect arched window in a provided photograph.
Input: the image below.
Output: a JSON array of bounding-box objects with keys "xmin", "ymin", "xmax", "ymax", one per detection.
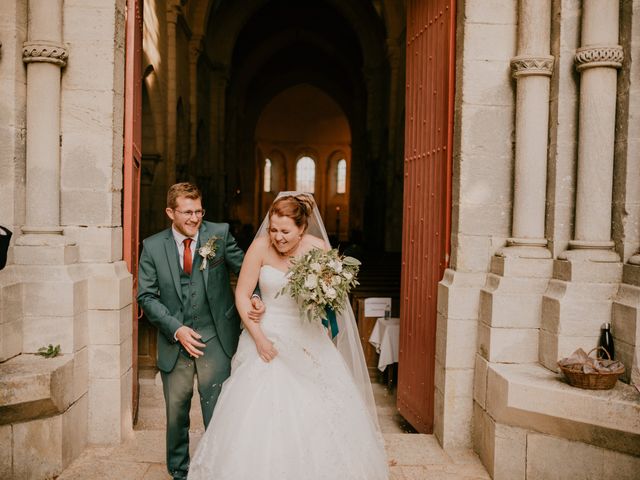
[
  {"xmin": 336, "ymin": 159, "xmax": 346, "ymax": 194},
  {"xmin": 263, "ymin": 158, "xmax": 272, "ymax": 192},
  {"xmin": 296, "ymin": 156, "xmax": 315, "ymax": 193}
]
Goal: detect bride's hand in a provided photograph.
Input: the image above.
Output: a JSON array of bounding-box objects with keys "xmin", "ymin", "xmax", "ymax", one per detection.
[{"xmin": 256, "ymin": 338, "xmax": 278, "ymax": 362}]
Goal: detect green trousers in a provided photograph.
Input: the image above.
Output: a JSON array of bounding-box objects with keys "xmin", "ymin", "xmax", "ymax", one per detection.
[{"xmin": 161, "ymin": 335, "xmax": 230, "ymax": 479}]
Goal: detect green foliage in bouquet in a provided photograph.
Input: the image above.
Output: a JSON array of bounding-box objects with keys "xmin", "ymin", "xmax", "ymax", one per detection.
[
  {"xmin": 277, "ymin": 248, "xmax": 361, "ymax": 322},
  {"xmin": 36, "ymin": 344, "xmax": 61, "ymax": 358}
]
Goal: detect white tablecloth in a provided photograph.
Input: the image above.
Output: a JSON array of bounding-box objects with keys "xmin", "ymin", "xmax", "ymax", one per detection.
[{"xmin": 368, "ymin": 317, "xmax": 400, "ymax": 371}]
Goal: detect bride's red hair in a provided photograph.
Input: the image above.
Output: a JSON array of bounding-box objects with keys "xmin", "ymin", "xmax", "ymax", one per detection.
[{"xmin": 268, "ymin": 194, "xmax": 314, "ymax": 231}]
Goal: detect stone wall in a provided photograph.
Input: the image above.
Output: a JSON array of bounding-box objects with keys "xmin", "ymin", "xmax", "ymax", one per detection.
[
  {"xmin": 0, "ymin": 0, "xmax": 133, "ymax": 478},
  {"xmin": 438, "ymin": 0, "xmax": 640, "ymax": 477},
  {"xmin": 0, "ymin": 0, "xmax": 27, "ymax": 365},
  {"xmin": 435, "ymin": 0, "xmax": 518, "ymax": 448}
]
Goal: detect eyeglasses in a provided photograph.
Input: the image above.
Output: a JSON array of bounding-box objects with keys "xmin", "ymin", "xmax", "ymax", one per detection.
[{"xmin": 173, "ymin": 209, "xmax": 205, "ymax": 218}]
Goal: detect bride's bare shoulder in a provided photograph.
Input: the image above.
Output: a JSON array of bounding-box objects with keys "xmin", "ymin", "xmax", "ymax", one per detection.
[
  {"xmin": 304, "ymin": 234, "xmax": 329, "ymax": 251},
  {"xmin": 251, "ymin": 234, "xmax": 270, "ymax": 250},
  {"xmin": 246, "ymin": 234, "xmax": 270, "ymax": 256},
  {"xmin": 243, "ymin": 235, "xmax": 271, "ymax": 268}
]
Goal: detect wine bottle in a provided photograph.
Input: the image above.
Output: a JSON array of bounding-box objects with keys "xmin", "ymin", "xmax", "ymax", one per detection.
[{"xmin": 598, "ymin": 323, "xmax": 615, "ymax": 360}]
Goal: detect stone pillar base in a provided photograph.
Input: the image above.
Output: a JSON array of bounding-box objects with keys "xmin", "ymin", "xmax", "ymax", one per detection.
[
  {"xmin": 13, "ymin": 233, "xmax": 78, "ymax": 265},
  {"xmin": 504, "ymin": 238, "xmax": 549, "ymax": 251},
  {"xmin": 539, "ymin": 259, "xmax": 622, "ymax": 371},
  {"xmin": 478, "ymin": 255, "xmax": 553, "ymax": 363},
  {"xmin": 0, "ymin": 281, "xmax": 23, "ymax": 362},
  {"xmin": 612, "ymin": 264, "xmax": 640, "ymax": 384},
  {"xmin": 86, "ymin": 261, "xmax": 134, "ymax": 444},
  {"xmin": 559, "ymin": 245, "xmax": 620, "ymax": 263},
  {"xmin": 13, "ymin": 255, "xmax": 87, "ymax": 355},
  {"xmin": 434, "ymin": 269, "xmax": 486, "ymax": 448}
]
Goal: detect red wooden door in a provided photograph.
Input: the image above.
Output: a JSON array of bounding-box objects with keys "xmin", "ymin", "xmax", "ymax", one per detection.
[
  {"xmin": 398, "ymin": 0, "xmax": 455, "ymax": 433},
  {"xmin": 123, "ymin": 0, "xmax": 143, "ymax": 421}
]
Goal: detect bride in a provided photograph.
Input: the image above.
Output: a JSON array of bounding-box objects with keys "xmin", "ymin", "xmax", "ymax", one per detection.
[{"xmin": 187, "ymin": 193, "xmax": 389, "ymax": 480}]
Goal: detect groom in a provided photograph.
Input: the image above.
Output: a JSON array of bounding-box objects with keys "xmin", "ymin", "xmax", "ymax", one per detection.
[{"xmin": 137, "ymin": 182, "xmax": 264, "ymax": 480}]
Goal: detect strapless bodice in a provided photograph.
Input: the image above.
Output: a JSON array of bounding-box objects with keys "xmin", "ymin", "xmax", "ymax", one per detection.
[{"xmin": 257, "ymin": 264, "xmax": 302, "ymax": 325}]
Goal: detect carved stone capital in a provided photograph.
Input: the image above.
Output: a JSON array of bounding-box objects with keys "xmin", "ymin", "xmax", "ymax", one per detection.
[
  {"xmin": 141, "ymin": 154, "xmax": 162, "ymax": 186},
  {"xmin": 386, "ymin": 39, "xmax": 402, "ymax": 68},
  {"xmin": 166, "ymin": 3, "xmax": 183, "ymax": 24},
  {"xmin": 189, "ymin": 36, "xmax": 204, "ymax": 63},
  {"xmin": 510, "ymin": 55, "xmax": 554, "ymax": 78},
  {"xmin": 575, "ymin": 45, "xmax": 623, "ymax": 71},
  {"xmin": 22, "ymin": 42, "xmax": 68, "ymax": 67}
]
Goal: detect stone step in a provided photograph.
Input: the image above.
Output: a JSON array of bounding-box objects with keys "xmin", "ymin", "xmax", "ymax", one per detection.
[
  {"xmin": 0, "ymin": 353, "xmax": 74, "ymax": 424},
  {"xmin": 553, "ymin": 259, "xmax": 622, "ymax": 283},
  {"xmin": 486, "ymin": 362, "xmax": 640, "ymax": 456}
]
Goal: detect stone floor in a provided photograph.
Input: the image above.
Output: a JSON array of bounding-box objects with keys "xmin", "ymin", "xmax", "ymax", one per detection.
[{"xmin": 57, "ymin": 372, "xmax": 490, "ymax": 480}]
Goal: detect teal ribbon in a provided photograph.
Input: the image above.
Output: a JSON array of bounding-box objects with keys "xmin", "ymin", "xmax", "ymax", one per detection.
[{"xmin": 322, "ymin": 306, "xmax": 339, "ymax": 338}]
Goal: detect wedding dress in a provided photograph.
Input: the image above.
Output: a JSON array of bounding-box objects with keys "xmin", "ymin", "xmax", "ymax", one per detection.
[{"xmin": 187, "ymin": 264, "xmax": 389, "ymax": 480}]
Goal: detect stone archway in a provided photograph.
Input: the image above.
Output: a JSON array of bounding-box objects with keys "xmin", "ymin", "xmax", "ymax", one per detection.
[
  {"xmin": 137, "ymin": 0, "xmax": 406, "ymax": 375},
  {"xmin": 254, "ymin": 83, "xmax": 352, "ymax": 243}
]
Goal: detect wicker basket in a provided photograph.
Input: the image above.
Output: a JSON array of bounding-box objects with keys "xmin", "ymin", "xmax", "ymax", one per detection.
[{"xmin": 558, "ymin": 347, "xmax": 624, "ymax": 390}]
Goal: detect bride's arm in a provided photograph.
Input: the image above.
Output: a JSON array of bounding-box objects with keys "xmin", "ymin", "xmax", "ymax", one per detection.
[{"xmin": 235, "ymin": 237, "xmax": 278, "ymax": 362}]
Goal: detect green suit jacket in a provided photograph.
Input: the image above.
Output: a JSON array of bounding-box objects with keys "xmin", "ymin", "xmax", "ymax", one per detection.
[{"xmin": 137, "ymin": 221, "xmax": 243, "ymax": 372}]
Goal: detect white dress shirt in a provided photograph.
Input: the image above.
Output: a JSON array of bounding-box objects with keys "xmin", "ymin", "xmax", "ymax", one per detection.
[{"xmin": 172, "ymin": 227, "xmax": 198, "ymax": 270}]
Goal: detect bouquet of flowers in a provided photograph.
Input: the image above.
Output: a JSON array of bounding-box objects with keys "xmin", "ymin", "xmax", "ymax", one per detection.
[{"xmin": 277, "ymin": 248, "xmax": 361, "ymax": 323}]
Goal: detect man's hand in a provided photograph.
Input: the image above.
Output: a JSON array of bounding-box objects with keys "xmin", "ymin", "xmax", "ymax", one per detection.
[
  {"xmin": 248, "ymin": 296, "xmax": 265, "ymax": 323},
  {"xmin": 175, "ymin": 326, "xmax": 206, "ymax": 357}
]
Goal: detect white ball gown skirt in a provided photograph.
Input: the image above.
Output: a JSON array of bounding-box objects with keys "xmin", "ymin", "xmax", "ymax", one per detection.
[{"xmin": 187, "ymin": 265, "xmax": 389, "ymax": 480}]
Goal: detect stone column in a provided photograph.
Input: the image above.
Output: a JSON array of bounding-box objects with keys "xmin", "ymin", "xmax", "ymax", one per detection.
[
  {"xmin": 209, "ymin": 65, "xmax": 229, "ymax": 220},
  {"xmin": 363, "ymin": 65, "xmax": 385, "ymax": 249},
  {"xmin": 22, "ymin": 0, "xmax": 67, "ymax": 235},
  {"xmin": 165, "ymin": 2, "xmax": 181, "ymax": 188},
  {"xmin": 476, "ymin": 6, "xmax": 555, "ymax": 459},
  {"xmin": 540, "ymin": 0, "xmax": 623, "ymax": 371},
  {"xmin": 567, "ymin": 0, "xmax": 623, "ymax": 260},
  {"xmin": 478, "ymin": 0, "xmax": 554, "ymax": 369},
  {"xmin": 385, "ymin": 40, "xmax": 404, "ymax": 251},
  {"xmin": 189, "ymin": 35, "xmax": 203, "ymax": 163},
  {"xmin": 506, "ymin": 0, "xmax": 553, "ymax": 256}
]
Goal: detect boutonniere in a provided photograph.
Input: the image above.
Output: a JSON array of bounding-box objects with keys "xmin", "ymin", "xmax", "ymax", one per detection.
[{"xmin": 198, "ymin": 236, "xmax": 220, "ymax": 271}]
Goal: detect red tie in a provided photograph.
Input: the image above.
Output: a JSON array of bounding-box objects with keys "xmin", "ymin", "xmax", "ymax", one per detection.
[{"xmin": 183, "ymin": 238, "xmax": 193, "ymax": 275}]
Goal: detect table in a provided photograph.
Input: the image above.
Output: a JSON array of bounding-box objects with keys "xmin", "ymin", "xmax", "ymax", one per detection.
[{"xmin": 368, "ymin": 317, "xmax": 400, "ymax": 372}]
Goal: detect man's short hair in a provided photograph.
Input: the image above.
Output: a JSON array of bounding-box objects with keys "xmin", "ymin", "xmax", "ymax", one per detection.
[{"xmin": 167, "ymin": 182, "xmax": 202, "ymax": 209}]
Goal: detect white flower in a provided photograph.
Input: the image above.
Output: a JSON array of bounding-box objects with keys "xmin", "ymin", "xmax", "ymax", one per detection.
[
  {"xmin": 329, "ymin": 260, "xmax": 343, "ymax": 273},
  {"xmin": 198, "ymin": 236, "xmax": 219, "ymax": 271},
  {"xmin": 304, "ymin": 274, "xmax": 318, "ymax": 289},
  {"xmin": 277, "ymin": 247, "xmax": 360, "ymax": 324}
]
